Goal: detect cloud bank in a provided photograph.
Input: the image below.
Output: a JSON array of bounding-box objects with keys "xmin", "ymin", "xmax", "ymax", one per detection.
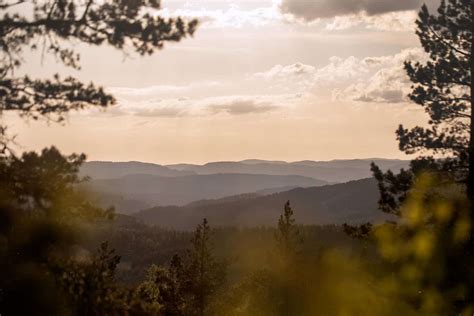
[
  {"xmin": 101, "ymin": 48, "xmax": 427, "ymax": 121},
  {"xmin": 280, "ymin": 0, "xmax": 441, "ymax": 21},
  {"xmin": 252, "ymin": 48, "xmax": 427, "ymax": 104}
]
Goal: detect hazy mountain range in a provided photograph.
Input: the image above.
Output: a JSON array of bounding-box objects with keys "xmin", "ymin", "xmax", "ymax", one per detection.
[
  {"xmin": 82, "ymin": 159, "xmax": 409, "ymax": 183},
  {"xmin": 134, "ymin": 178, "xmax": 395, "ymax": 230},
  {"xmin": 166, "ymin": 159, "xmax": 408, "ymax": 183},
  {"xmin": 80, "ymin": 159, "xmax": 408, "ymax": 226},
  {"xmin": 80, "ymin": 161, "xmax": 195, "ymax": 179},
  {"xmin": 84, "ymin": 173, "xmax": 327, "ymax": 211}
]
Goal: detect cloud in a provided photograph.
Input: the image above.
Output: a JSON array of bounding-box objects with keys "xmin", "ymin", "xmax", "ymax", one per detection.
[
  {"xmin": 325, "ymin": 10, "xmax": 418, "ymax": 31},
  {"xmin": 155, "ymin": 2, "xmax": 282, "ymax": 29},
  {"xmin": 150, "ymin": 0, "xmax": 436, "ymax": 31},
  {"xmin": 132, "ymin": 107, "xmax": 188, "ymax": 118},
  {"xmin": 109, "ymin": 81, "xmax": 220, "ymax": 101},
  {"xmin": 334, "ymin": 48, "xmax": 427, "ymax": 103},
  {"xmin": 101, "ymin": 48, "xmax": 427, "ymax": 122},
  {"xmin": 252, "ymin": 62, "xmax": 316, "ymax": 93},
  {"xmin": 251, "ymin": 57, "xmax": 370, "ymax": 96},
  {"xmin": 252, "ymin": 48, "xmax": 427, "ymax": 104},
  {"xmin": 280, "ymin": 0, "xmax": 440, "ymax": 21},
  {"xmin": 313, "ymin": 56, "xmax": 370, "ymax": 83},
  {"xmin": 255, "ymin": 62, "xmax": 316, "ymax": 80},
  {"xmin": 100, "ymin": 94, "xmax": 296, "ymax": 118},
  {"xmin": 209, "ymin": 99, "xmax": 279, "ymax": 115}
]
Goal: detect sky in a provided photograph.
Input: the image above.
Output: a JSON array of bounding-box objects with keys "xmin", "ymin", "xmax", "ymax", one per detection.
[{"xmin": 10, "ymin": 0, "xmax": 441, "ymax": 164}]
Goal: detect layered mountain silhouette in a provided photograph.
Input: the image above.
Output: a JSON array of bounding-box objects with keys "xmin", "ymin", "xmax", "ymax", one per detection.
[
  {"xmin": 133, "ymin": 178, "xmax": 395, "ymax": 230},
  {"xmin": 81, "ymin": 159, "xmax": 407, "ymax": 220},
  {"xmin": 166, "ymin": 159, "xmax": 409, "ymax": 183},
  {"xmin": 82, "ymin": 159, "xmax": 408, "ymax": 182},
  {"xmin": 84, "ymin": 173, "xmax": 327, "ymax": 213},
  {"xmin": 81, "ymin": 161, "xmax": 195, "ymax": 179}
]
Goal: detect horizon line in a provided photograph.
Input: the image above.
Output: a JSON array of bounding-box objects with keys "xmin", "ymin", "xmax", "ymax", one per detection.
[{"xmin": 85, "ymin": 157, "xmax": 410, "ymax": 166}]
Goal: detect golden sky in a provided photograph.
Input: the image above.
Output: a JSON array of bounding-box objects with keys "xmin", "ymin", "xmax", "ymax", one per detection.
[{"xmin": 11, "ymin": 0, "xmax": 439, "ymax": 164}]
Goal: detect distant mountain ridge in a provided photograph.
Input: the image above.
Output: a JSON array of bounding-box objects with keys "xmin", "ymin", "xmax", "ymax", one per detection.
[
  {"xmin": 81, "ymin": 158, "xmax": 409, "ymax": 183},
  {"xmin": 80, "ymin": 159, "xmax": 408, "ymax": 216},
  {"xmin": 84, "ymin": 173, "xmax": 328, "ymax": 213},
  {"xmin": 134, "ymin": 178, "xmax": 394, "ymax": 230},
  {"xmin": 80, "ymin": 161, "xmax": 195, "ymax": 179},
  {"xmin": 165, "ymin": 159, "xmax": 409, "ymax": 183}
]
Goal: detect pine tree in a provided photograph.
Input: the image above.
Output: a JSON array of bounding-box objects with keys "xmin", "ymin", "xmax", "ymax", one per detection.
[
  {"xmin": 183, "ymin": 218, "xmax": 226, "ymax": 316},
  {"xmin": 0, "ymin": 0, "xmax": 198, "ymax": 150},
  {"xmin": 136, "ymin": 257, "xmax": 185, "ymax": 316},
  {"xmin": 0, "ymin": 1, "xmax": 199, "ymax": 313},
  {"xmin": 274, "ymin": 201, "xmax": 302, "ymax": 316},
  {"xmin": 275, "ymin": 201, "xmax": 301, "ymax": 260},
  {"xmin": 0, "ymin": 148, "xmax": 114, "ymax": 314},
  {"xmin": 372, "ymin": 0, "xmax": 474, "ymax": 214}
]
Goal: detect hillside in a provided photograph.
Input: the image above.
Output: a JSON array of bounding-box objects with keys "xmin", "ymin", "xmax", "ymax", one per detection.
[
  {"xmin": 133, "ymin": 178, "xmax": 394, "ymax": 230},
  {"xmin": 84, "ymin": 173, "xmax": 328, "ymax": 213}
]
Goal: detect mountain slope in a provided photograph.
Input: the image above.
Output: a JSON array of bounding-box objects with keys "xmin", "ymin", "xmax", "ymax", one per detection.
[
  {"xmin": 84, "ymin": 173, "xmax": 328, "ymax": 213},
  {"xmin": 133, "ymin": 178, "xmax": 394, "ymax": 230}
]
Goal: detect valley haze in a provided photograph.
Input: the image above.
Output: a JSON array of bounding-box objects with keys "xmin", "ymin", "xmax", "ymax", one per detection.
[{"xmin": 81, "ymin": 158, "xmax": 407, "ymax": 229}]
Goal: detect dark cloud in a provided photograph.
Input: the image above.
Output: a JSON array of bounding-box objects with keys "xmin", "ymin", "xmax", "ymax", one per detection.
[
  {"xmin": 281, "ymin": 0, "xmax": 441, "ymax": 21},
  {"xmin": 354, "ymin": 90, "xmax": 406, "ymax": 103},
  {"xmin": 210, "ymin": 100, "xmax": 278, "ymax": 115}
]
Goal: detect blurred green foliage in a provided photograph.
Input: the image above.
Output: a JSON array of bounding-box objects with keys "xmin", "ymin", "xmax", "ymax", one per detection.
[{"xmin": 2, "ymin": 148, "xmax": 474, "ymax": 315}]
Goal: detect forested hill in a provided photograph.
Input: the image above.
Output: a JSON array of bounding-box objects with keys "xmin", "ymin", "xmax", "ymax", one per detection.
[{"xmin": 133, "ymin": 178, "xmax": 393, "ymax": 230}]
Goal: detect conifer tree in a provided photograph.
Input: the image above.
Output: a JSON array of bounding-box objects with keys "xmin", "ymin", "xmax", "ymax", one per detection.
[
  {"xmin": 275, "ymin": 201, "xmax": 301, "ymax": 259},
  {"xmin": 0, "ymin": 1, "xmax": 199, "ymax": 313},
  {"xmin": 183, "ymin": 218, "xmax": 226, "ymax": 316},
  {"xmin": 372, "ymin": 0, "xmax": 474, "ymax": 214},
  {"xmin": 0, "ymin": 148, "xmax": 114, "ymax": 314},
  {"xmin": 0, "ymin": 0, "xmax": 198, "ymax": 149},
  {"xmin": 136, "ymin": 257, "xmax": 185, "ymax": 316},
  {"xmin": 274, "ymin": 201, "xmax": 302, "ymax": 316}
]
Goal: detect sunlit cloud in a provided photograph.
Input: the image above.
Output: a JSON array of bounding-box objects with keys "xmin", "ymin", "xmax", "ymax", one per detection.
[
  {"xmin": 333, "ymin": 48, "xmax": 427, "ymax": 103},
  {"xmin": 109, "ymin": 81, "xmax": 221, "ymax": 101},
  {"xmin": 280, "ymin": 0, "xmax": 439, "ymax": 21},
  {"xmin": 99, "ymin": 94, "xmax": 298, "ymax": 118},
  {"xmin": 325, "ymin": 11, "xmax": 418, "ymax": 32},
  {"xmin": 252, "ymin": 63, "xmax": 316, "ymax": 93},
  {"xmin": 102, "ymin": 47, "xmax": 426, "ymax": 122},
  {"xmin": 250, "ymin": 48, "xmax": 427, "ymax": 104},
  {"xmin": 155, "ymin": 1, "xmax": 283, "ymax": 29}
]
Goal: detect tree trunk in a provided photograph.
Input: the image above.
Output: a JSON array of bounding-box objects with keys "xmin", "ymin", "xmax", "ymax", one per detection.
[{"xmin": 468, "ymin": 0, "xmax": 474, "ymax": 205}]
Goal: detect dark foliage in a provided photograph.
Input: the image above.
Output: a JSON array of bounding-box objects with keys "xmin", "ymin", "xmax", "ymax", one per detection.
[
  {"xmin": 372, "ymin": 0, "xmax": 473, "ymax": 215},
  {"xmin": 0, "ymin": 0, "xmax": 198, "ymax": 124},
  {"xmin": 0, "ymin": 147, "xmax": 113, "ymax": 314}
]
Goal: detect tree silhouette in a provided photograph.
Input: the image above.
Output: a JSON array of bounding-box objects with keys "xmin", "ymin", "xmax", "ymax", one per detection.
[
  {"xmin": 275, "ymin": 201, "xmax": 301, "ymax": 259},
  {"xmin": 0, "ymin": 1, "xmax": 199, "ymax": 313},
  {"xmin": 274, "ymin": 201, "xmax": 302, "ymax": 316},
  {"xmin": 0, "ymin": 0, "xmax": 198, "ymax": 124},
  {"xmin": 372, "ymin": 0, "xmax": 473, "ymax": 214},
  {"xmin": 183, "ymin": 218, "xmax": 226, "ymax": 316},
  {"xmin": 136, "ymin": 255, "xmax": 187, "ymax": 315},
  {"xmin": 0, "ymin": 147, "xmax": 114, "ymax": 314}
]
